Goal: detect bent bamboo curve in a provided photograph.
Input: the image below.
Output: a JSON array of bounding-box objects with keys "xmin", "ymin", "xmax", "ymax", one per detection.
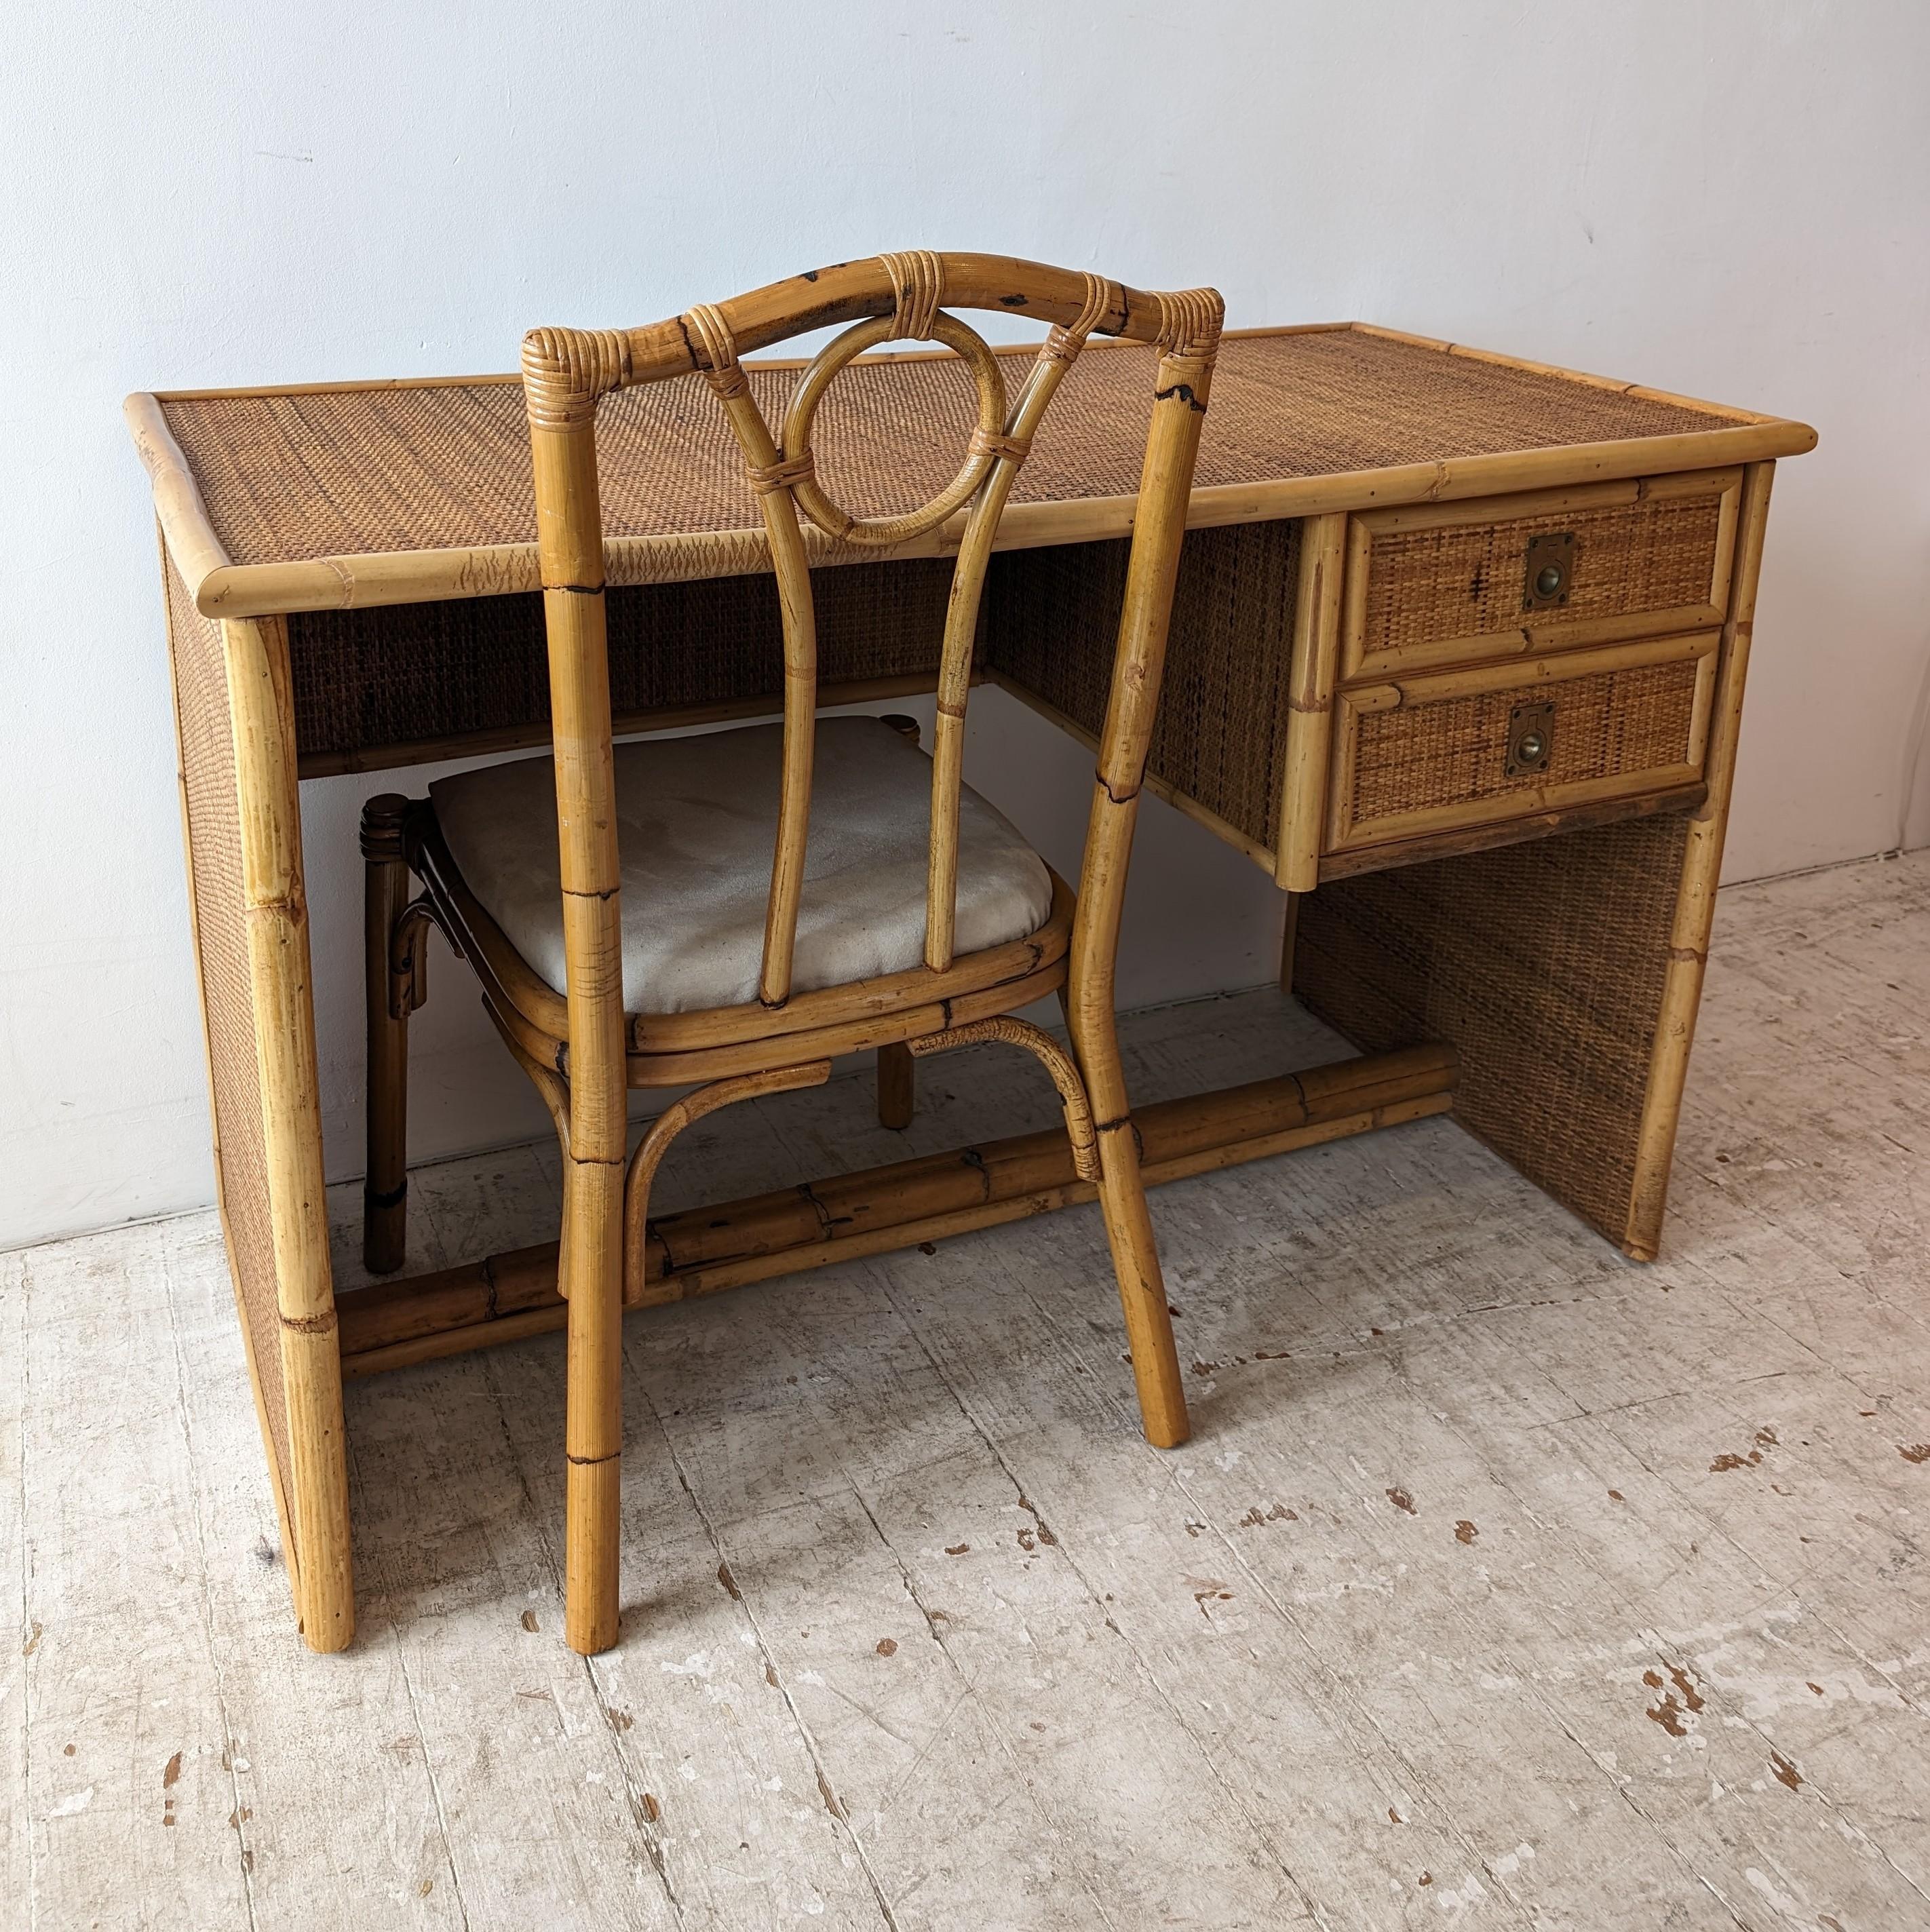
[{"xmin": 907, "ymin": 1016, "xmax": 1100, "ymax": 1181}]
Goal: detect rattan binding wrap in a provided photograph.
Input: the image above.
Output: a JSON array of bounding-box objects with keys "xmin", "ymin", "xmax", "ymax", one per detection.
[
  {"xmin": 1349, "ymin": 657, "xmax": 1701, "ymax": 826},
  {"xmin": 164, "ymin": 562, "xmax": 294, "ymax": 1520},
  {"xmin": 1292, "ymin": 813, "xmax": 1690, "ymax": 1244},
  {"xmin": 986, "ymin": 522, "xmax": 1302, "ymax": 852},
  {"xmin": 1362, "ymin": 490, "xmax": 1726, "ymax": 658},
  {"xmin": 288, "ymin": 558, "xmax": 959, "ymax": 763},
  {"xmin": 158, "ymin": 332, "xmax": 1733, "ymax": 572}
]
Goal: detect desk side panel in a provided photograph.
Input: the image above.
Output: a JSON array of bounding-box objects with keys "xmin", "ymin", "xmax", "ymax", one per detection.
[
  {"xmin": 1292, "ymin": 812, "xmax": 1686, "ymax": 1246},
  {"xmin": 986, "ymin": 521, "xmax": 1302, "ymax": 855},
  {"xmin": 163, "ymin": 561, "xmax": 298, "ymax": 1548}
]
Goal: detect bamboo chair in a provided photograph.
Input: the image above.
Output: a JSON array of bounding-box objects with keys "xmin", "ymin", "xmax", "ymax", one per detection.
[{"xmin": 359, "ymin": 251, "xmax": 1224, "ymax": 1653}]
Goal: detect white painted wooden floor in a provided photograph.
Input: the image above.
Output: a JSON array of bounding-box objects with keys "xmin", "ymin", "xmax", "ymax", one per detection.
[{"xmin": 8, "ymin": 851, "xmax": 1930, "ymax": 1931}]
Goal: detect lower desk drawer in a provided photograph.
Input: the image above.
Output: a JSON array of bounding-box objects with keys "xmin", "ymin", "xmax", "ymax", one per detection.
[{"xmin": 1327, "ymin": 632, "xmax": 1717, "ymax": 857}]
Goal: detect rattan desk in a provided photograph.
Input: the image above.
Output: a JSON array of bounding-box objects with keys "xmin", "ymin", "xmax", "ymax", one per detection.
[{"xmin": 128, "ymin": 324, "xmax": 1814, "ymax": 1650}]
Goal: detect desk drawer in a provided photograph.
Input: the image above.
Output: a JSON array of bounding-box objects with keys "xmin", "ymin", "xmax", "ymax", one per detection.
[
  {"xmin": 1341, "ymin": 469, "xmax": 1739, "ymax": 681},
  {"xmin": 1328, "ymin": 633, "xmax": 1716, "ymax": 856}
]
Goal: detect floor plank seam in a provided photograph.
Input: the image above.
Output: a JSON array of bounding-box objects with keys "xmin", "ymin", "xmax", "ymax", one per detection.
[
  {"xmin": 868, "ymin": 1260, "xmax": 1332, "ymax": 1927},
  {"xmin": 1372, "ymin": 1266, "xmax": 1930, "ymax": 1908},
  {"xmin": 474, "ymin": 1344, "xmax": 685, "ymax": 1920},
  {"xmin": 159, "ymin": 1227, "xmax": 266, "ymax": 1932},
  {"xmin": 635, "ymin": 1384, "xmax": 904, "ymax": 1932},
  {"xmin": 835, "ymin": 1473, "xmax": 1128, "ymax": 1932},
  {"xmin": 387, "ymin": 1627, "xmax": 476, "ymax": 1931}
]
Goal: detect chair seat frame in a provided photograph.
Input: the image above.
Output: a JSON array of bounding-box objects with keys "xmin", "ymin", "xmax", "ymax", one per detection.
[{"xmin": 393, "ymin": 794, "xmax": 1076, "ymax": 1075}]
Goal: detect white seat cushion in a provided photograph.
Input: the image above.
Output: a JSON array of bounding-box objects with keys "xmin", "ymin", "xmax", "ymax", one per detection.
[{"xmin": 429, "ymin": 716, "xmax": 1054, "ymax": 1016}]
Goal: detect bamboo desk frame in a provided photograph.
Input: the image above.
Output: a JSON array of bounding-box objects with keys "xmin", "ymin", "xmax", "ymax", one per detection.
[{"xmin": 128, "ymin": 323, "xmax": 1814, "ymax": 1650}]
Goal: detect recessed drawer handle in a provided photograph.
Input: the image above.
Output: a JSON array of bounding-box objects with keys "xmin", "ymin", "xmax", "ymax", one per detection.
[
  {"xmin": 1522, "ymin": 530, "xmax": 1576, "ymax": 611},
  {"xmin": 1505, "ymin": 701, "xmax": 1556, "ymax": 777}
]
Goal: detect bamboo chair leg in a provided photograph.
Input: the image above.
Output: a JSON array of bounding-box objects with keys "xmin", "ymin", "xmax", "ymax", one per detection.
[
  {"xmin": 877, "ymin": 1041, "xmax": 915, "ymax": 1130},
  {"xmin": 1085, "ymin": 1009, "xmax": 1189, "ymax": 1450},
  {"xmin": 1059, "ymin": 322, "xmax": 1216, "ymax": 1453},
  {"xmin": 563, "ymin": 1153, "xmax": 625, "ymax": 1655},
  {"xmin": 360, "ymin": 795, "xmax": 412, "ymax": 1274}
]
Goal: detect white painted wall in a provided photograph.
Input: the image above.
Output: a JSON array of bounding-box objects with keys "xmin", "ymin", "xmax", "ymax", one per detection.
[{"xmin": 3, "ymin": 0, "xmax": 1926, "ymax": 1249}]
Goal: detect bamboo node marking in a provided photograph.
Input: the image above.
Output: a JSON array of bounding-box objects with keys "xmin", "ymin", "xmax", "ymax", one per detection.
[
  {"xmin": 796, "ymin": 1179, "xmax": 838, "ymax": 1241},
  {"xmin": 879, "ymin": 248, "xmax": 945, "ymax": 341}
]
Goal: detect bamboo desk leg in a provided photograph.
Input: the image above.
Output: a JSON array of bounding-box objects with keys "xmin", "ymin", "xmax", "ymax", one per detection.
[
  {"xmin": 166, "ymin": 582, "xmax": 354, "ymax": 1654},
  {"xmin": 228, "ymin": 615, "xmax": 354, "ymax": 1650},
  {"xmin": 1623, "ymin": 459, "xmax": 1776, "ymax": 1257}
]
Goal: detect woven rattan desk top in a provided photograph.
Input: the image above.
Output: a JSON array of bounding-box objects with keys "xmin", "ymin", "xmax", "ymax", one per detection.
[{"xmin": 129, "ymin": 324, "xmax": 1813, "ymax": 621}]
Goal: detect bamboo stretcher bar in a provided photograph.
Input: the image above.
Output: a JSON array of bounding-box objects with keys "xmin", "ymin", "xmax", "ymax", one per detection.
[{"xmin": 336, "ymin": 1042, "xmax": 1457, "ymax": 1377}]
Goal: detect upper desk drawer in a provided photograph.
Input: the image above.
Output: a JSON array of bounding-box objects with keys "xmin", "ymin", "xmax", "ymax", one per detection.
[{"xmin": 1340, "ymin": 469, "xmax": 1741, "ymax": 681}]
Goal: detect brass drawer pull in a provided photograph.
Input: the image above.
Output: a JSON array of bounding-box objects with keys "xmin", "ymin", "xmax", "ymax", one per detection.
[
  {"xmin": 1522, "ymin": 530, "xmax": 1576, "ymax": 611},
  {"xmin": 1505, "ymin": 700, "xmax": 1555, "ymax": 776}
]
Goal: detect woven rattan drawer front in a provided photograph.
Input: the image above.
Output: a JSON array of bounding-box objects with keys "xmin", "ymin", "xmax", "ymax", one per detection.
[
  {"xmin": 1341, "ymin": 469, "xmax": 1739, "ymax": 682},
  {"xmin": 1328, "ymin": 633, "xmax": 1718, "ymax": 855}
]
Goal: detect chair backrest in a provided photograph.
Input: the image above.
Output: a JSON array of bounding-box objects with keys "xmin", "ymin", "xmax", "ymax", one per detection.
[{"xmin": 519, "ymin": 250, "xmax": 1222, "ymax": 1140}]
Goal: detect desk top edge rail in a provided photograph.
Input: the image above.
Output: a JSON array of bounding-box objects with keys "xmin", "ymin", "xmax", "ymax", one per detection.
[{"xmin": 153, "ymin": 421, "xmax": 1817, "ymax": 622}]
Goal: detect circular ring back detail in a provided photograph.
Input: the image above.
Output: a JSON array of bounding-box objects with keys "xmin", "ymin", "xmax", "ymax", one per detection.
[{"xmin": 780, "ymin": 311, "xmax": 1008, "ymax": 547}]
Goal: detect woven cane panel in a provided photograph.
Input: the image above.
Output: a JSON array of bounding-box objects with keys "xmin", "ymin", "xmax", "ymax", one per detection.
[
  {"xmin": 1294, "ymin": 813, "xmax": 1690, "ymax": 1243},
  {"xmin": 287, "ymin": 558, "xmax": 959, "ymax": 761},
  {"xmin": 165, "ymin": 562, "xmax": 294, "ymax": 1511},
  {"xmin": 159, "ymin": 332, "xmax": 1731, "ymax": 571},
  {"xmin": 1349, "ymin": 657, "xmax": 1701, "ymax": 830},
  {"xmin": 985, "ymin": 520, "xmax": 1302, "ymax": 851},
  {"xmin": 1362, "ymin": 491, "xmax": 1724, "ymax": 659}
]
